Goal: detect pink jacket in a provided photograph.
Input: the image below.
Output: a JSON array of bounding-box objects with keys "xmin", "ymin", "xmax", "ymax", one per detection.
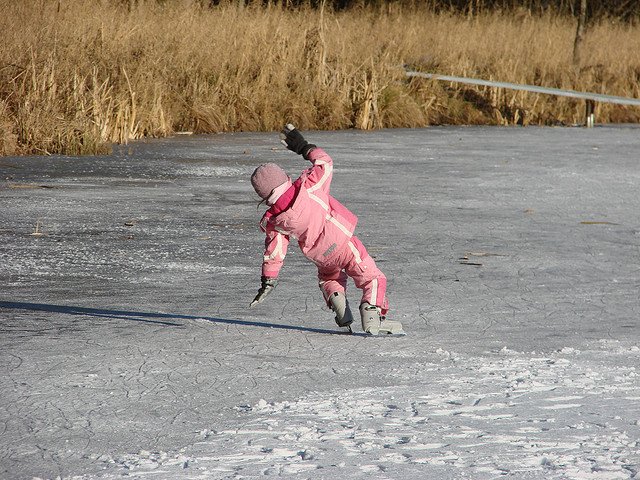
[{"xmin": 259, "ymin": 148, "xmax": 358, "ymax": 278}]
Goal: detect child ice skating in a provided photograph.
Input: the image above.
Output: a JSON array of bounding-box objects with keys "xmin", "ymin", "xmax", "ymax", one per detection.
[{"xmin": 249, "ymin": 124, "xmax": 404, "ymax": 336}]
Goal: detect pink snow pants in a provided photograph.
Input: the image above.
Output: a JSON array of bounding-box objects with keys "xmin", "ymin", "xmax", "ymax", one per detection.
[{"xmin": 317, "ymin": 236, "xmax": 389, "ymax": 314}]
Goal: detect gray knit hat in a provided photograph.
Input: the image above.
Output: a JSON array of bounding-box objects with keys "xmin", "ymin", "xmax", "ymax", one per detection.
[{"xmin": 251, "ymin": 163, "xmax": 289, "ymax": 200}]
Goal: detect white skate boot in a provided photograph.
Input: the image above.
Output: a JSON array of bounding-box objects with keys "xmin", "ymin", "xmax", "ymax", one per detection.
[
  {"xmin": 329, "ymin": 292, "xmax": 354, "ymax": 331},
  {"xmin": 359, "ymin": 302, "xmax": 405, "ymax": 336}
]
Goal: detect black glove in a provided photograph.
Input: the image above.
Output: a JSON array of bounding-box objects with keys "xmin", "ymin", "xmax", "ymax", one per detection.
[
  {"xmin": 281, "ymin": 124, "xmax": 316, "ymax": 159},
  {"xmin": 250, "ymin": 276, "xmax": 278, "ymax": 307}
]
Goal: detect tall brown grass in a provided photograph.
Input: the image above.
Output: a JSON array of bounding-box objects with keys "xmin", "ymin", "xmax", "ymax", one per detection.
[{"xmin": 1, "ymin": 0, "xmax": 639, "ymax": 155}]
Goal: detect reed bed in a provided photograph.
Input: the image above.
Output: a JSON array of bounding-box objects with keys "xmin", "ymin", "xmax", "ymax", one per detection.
[{"xmin": 1, "ymin": 0, "xmax": 639, "ymax": 155}]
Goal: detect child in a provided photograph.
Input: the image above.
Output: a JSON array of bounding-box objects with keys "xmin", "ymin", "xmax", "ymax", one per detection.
[{"xmin": 249, "ymin": 124, "xmax": 404, "ymax": 336}]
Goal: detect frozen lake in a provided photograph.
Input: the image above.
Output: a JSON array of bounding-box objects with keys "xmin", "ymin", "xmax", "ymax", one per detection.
[{"xmin": 1, "ymin": 126, "xmax": 639, "ymax": 479}]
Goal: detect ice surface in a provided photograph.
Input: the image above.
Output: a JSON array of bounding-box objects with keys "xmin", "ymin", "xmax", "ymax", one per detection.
[{"xmin": 1, "ymin": 126, "xmax": 639, "ymax": 479}]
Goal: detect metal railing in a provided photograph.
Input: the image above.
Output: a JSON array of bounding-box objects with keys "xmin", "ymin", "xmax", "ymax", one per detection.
[{"xmin": 406, "ymin": 70, "xmax": 640, "ymax": 127}]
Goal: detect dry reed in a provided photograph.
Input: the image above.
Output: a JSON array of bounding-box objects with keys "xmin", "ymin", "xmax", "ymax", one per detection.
[{"xmin": 1, "ymin": 0, "xmax": 639, "ymax": 155}]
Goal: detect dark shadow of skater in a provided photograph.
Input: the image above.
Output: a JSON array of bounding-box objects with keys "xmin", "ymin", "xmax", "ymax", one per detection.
[{"xmin": 0, "ymin": 300, "xmax": 360, "ymax": 336}]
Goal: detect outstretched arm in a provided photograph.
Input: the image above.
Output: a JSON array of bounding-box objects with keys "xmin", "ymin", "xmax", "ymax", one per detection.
[{"xmin": 250, "ymin": 228, "xmax": 289, "ymax": 307}]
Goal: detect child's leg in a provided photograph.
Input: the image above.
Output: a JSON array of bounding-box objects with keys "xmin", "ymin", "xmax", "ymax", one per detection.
[
  {"xmin": 318, "ymin": 267, "xmax": 354, "ymax": 327},
  {"xmin": 344, "ymin": 236, "xmax": 389, "ymax": 314},
  {"xmin": 317, "ymin": 268, "xmax": 348, "ymax": 305}
]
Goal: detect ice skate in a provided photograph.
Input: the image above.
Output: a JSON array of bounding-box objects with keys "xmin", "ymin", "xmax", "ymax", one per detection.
[
  {"xmin": 329, "ymin": 291, "xmax": 354, "ymax": 332},
  {"xmin": 359, "ymin": 302, "xmax": 405, "ymax": 336}
]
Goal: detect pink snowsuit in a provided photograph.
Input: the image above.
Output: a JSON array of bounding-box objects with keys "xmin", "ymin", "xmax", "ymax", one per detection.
[{"xmin": 259, "ymin": 148, "xmax": 389, "ymax": 313}]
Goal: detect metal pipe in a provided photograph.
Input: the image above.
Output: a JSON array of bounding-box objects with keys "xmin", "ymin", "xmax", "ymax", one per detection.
[{"xmin": 406, "ymin": 71, "xmax": 640, "ymax": 107}]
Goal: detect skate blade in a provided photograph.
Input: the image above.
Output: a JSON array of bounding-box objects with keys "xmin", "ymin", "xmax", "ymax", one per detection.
[
  {"xmin": 366, "ymin": 328, "xmax": 406, "ymax": 337},
  {"xmin": 382, "ymin": 331, "xmax": 407, "ymax": 337},
  {"xmin": 335, "ymin": 325, "xmax": 354, "ymax": 334}
]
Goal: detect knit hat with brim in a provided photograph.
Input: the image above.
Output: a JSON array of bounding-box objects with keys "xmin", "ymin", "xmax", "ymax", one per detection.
[{"xmin": 251, "ymin": 163, "xmax": 289, "ymax": 200}]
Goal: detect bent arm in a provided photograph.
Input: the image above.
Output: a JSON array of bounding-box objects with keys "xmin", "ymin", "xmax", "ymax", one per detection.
[{"xmin": 262, "ymin": 227, "xmax": 289, "ymax": 278}]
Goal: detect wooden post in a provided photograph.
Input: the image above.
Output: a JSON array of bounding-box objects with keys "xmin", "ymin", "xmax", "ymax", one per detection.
[{"xmin": 585, "ymin": 100, "xmax": 595, "ymax": 128}]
